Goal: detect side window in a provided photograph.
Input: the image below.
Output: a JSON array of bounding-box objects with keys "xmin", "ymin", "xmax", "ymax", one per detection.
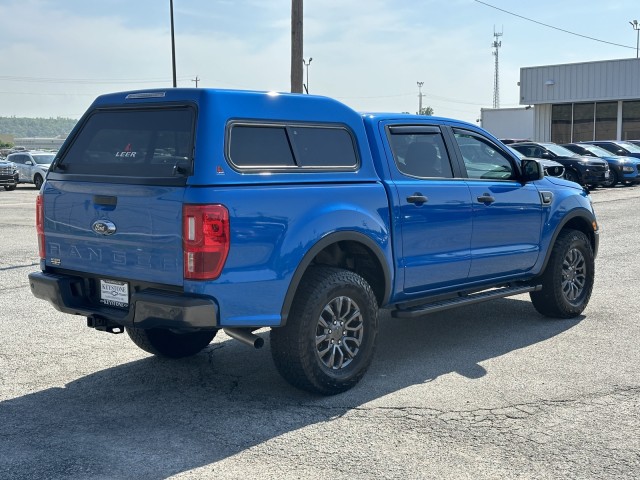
[
  {"xmin": 229, "ymin": 125, "xmax": 295, "ymax": 167},
  {"xmin": 227, "ymin": 123, "xmax": 358, "ymax": 170},
  {"xmin": 388, "ymin": 127, "xmax": 454, "ymax": 178},
  {"xmin": 454, "ymin": 129, "xmax": 516, "ymax": 180}
]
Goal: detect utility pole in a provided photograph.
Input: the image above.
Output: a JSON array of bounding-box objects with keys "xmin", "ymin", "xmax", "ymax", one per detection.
[
  {"xmin": 191, "ymin": 76, "xmax": 200, "ymax": 88},
  {"xmin": 417, "ymin": 82, "xmax": 424, "ymax": 113},
  {"xmin": 492, "ymin": 27, "xmax": 503, "ymax": 109},
  {"xmin": 631, "ymin": 20, "xmax": 640, "ymax": 59},
  {"xmin": 170, "ymin": 0, "xmax": 177, "ymax": 88},
  {"xmin": 291, "ymin": 0, "xmax": 304, "ymax": 93}
]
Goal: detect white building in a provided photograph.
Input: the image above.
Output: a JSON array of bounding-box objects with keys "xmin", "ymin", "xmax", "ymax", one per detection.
[{"xmin": 484, "ymin": 58, "xmax": 640, "ymax": 143}]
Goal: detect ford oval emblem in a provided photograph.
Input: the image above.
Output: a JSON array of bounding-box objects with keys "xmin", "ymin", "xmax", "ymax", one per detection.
[{"xmin": 92, "ymin": 220, "xmax": 117, "ymax": 235}]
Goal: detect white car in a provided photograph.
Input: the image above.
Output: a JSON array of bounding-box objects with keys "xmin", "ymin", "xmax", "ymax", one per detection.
[{"xmin": 6, "ymin": 151, "xmax": 56, "ymax": 189}]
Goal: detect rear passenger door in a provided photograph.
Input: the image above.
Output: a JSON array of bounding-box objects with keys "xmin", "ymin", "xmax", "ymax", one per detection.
[
  {"xmin": 384, "ymin": 124, "xmax": 473, "ymax": 293},
  {"xmin": 451, "ymin": 128, "xmax": 543, "ymax": 280}
]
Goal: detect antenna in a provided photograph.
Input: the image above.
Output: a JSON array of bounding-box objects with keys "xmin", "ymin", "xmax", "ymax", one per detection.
[{"xmin": 492, "ymin": 27, "xmax": 503, "ymax": 109}]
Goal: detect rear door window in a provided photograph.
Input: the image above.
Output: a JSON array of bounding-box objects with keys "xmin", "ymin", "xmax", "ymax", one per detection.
[{"xmin": 58, "ymin": 106, "xmax": 195, "ymax": 178}]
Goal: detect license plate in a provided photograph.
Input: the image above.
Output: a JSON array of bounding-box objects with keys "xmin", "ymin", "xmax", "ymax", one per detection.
[{"xmin": 100, "ymin": 279, "xmax": 129, "ymax": 308}]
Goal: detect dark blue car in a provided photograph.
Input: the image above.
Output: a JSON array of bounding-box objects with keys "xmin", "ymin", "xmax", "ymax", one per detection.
[{"xmin": 562, "ymin": 143, "xmax": 640, "ymax": 186}]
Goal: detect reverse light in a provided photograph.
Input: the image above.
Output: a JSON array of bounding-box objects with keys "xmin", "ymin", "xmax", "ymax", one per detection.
[
  {"xmin": 36, "ymin": 193, "xmax": 45, "ymax": 259},
  {"xmin": 182, "ymin": 204, "xmax": 230, "ymax": 280}
]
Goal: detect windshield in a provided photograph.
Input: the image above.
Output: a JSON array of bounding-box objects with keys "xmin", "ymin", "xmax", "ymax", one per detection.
[
  {"xmin": 32, "ymin": 154, "xmax": 55, "ymax": 165},
  {"xmin": 618, "ymin": 141, "xmax": 640, "ymax": 153},
  {"xmin": 579, "ymin": 145, "xmax": 614, "ymax": 157},
  {"xmin": 544, "ymin": 144, "xmax": 577, "ymax": 157}
]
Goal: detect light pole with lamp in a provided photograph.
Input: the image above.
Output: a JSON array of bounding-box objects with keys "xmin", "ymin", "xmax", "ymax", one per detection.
[
  {"xmin": 303, "ymin": 58, "xmax": 312, "ymax": 94},
  {"xmin": 631, "ymin": 20, "xmax": 640, "ymax": 59}
]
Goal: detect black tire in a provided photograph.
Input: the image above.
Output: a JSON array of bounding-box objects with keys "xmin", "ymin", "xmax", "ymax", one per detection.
[
  {"xmin": 4, "ymin": 185, "xmax": 16, "ymax": 191},
  {"xmin": 564, "ymin": 169, "xmax": 580, "ymax": 184},
  {"xmin": 126, "ymin": 327, "xmax": 217, "ymax": 358},
  {"xmin": 601, "ymin": 169, "xmax": 618, "ymax": 188},
  {"xmin": 530, "ymin": 229, "xmax": 594, "ymax": 318},
  {"xmin": 33, "ymin": 175, "xmax": 43, "ymax": 190},
  {"xmin": 270, "ymin": 267, "xmax": 379, "ymax": 395}
]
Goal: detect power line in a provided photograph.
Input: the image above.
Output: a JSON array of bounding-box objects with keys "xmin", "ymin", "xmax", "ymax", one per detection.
[
  {"xmin": 474, "ymin": 0, "xmax": 636, "ymax": 50},
  {"xmin": 0, "ymin": 75, "xmax": 193, "ymax": 85}
]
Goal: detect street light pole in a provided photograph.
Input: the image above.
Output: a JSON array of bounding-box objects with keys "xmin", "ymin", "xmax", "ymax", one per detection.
[
  {"xmin": 170, "ymin": 0, "xmax": 177, "ymax": 87},
  {"xmin": 303, "ymin": 58, "xmax": 312, "ymax": 94},
  {"xmin": 631, "ymin": 20, "xmax": 640, "ymax": 59},
  {"xmin": 417, "ymin": 81, "xmax": 424, "ymax": 114}
]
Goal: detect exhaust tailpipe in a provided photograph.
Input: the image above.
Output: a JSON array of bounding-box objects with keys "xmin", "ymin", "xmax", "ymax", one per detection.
[{"xmin": 223, "ymin": 328, "xmax": 264, "ymax": 349}]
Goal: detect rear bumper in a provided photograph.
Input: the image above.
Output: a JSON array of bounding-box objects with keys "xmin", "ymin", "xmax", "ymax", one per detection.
[{"xmin": 28, "ymin": 271, "xmax": 218, "ymax": 330}]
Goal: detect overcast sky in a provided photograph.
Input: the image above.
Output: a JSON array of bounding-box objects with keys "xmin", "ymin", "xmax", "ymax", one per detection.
[{"xmin": 1, "ymin": 0, "xmax": 639, "ymax": 123}]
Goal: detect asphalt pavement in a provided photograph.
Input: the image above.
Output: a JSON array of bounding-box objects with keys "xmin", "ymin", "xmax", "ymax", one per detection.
[{"xmin": 1, "ymin": 183, "xmax": 639, "ymax": 479}]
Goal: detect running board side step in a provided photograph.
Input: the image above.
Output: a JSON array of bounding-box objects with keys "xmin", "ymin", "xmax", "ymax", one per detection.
[{"xmin": 391, "ymin": 285, "xmax": 541, "ymax": 318}]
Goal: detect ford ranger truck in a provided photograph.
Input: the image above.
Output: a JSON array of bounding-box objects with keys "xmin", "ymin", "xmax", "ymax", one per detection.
[{"xmin": 29, "ymin": 88, "xmax": 599, "ymax": 395}]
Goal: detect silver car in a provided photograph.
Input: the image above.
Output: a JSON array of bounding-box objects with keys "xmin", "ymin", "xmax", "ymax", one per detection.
[{"xmin": 6, "ymin": 151, "xmax": 56, "ymax": 189}]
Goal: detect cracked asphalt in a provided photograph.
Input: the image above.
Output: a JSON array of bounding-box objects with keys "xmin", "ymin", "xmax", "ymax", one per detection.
[{"xmin": 1, "ymin": 184, "xmax": 639, "ymax": 479}]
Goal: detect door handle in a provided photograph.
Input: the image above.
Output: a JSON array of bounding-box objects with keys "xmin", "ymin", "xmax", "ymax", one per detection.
[
  {"xmin": 407, "ymin": 194, "xmax": 429, "ymax": 205},
  {"xmin": 476, "ymin": 194, "xmax": 495, "ymax": 204}
]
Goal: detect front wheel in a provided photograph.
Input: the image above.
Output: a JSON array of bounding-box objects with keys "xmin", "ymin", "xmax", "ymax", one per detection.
[
  {"xmin": 270, "ymin": 267, "xmax": 379, "ymax": 395},
  {"xmin": 530, "ymin": 229, "xmax": 594, "ymax": 318},
  {"xmin": 564, "ymin": 169, "xmax": 580, "ymax": 184},
  {"xmin": 601, "ymin": 169, "xmax": 618, "ymax": 188},
  {"xmin": 126, "ymin": 327, "xmax": 217, "ymax": 358}
]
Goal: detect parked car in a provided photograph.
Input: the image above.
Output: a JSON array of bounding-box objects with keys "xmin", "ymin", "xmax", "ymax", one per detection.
[
  {"xmin": 626, "ymin": 140, "xmax": 640, "ymax": 148},
  {"xmin": 506, "ymin": 146, "xmax": 565, "ymax": 178},
  {"xmin": 0, "ymin": 158, "xmax": 19, "ymax": 190},
  {"xmin": 510, "ymin": 142, "xmax": 609, "ymax": 188},
  {"xmin": 583, "ymin": 140, "xmax": 640, "ymax": 160},
  {"xmin": 561, "ymin": 143, "xmax": 640, "ymax": 187},
  {"xmin": 6, "ymin": 151, "xmax": 56, "ymax": 189}
]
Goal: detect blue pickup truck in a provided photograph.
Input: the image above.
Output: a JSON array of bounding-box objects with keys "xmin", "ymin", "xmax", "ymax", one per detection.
[{"xmin": 29, "ymin": 88, "xmax": 598, "ymax": 394}]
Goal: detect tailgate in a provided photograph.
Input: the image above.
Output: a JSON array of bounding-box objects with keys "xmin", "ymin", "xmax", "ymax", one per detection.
[{"xmin": 43, "ymin": 180, "xmax": 185, "ymax": 286}]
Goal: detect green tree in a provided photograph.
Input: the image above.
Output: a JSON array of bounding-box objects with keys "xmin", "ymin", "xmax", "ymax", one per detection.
[{"xmin": 417, "ymin": 106, "xmax": 434, "ymax": 116}]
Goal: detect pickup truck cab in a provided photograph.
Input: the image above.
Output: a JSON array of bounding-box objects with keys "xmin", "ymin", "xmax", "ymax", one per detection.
[{"xmin": 29, "ymin": 89, "xmax": 599, "ymax": 394}]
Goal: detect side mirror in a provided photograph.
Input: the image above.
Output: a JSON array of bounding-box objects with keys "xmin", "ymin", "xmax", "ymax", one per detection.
[
  {"xmin": 25, "ymin": 160, "xmax": 33, "ymax": 166},
  {"xmin": 540, "ymin": 151, "xmax": 552, "ymax": 159},
  {"xmin": 521, "ymin": 159, "xmax": 544, "ymax": 182}
]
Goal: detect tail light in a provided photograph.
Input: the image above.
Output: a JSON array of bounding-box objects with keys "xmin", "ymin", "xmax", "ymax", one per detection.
[
  {"xmin": 183, "ymin": 204, "xmax": 230, "ymax": 280},
  {"xmin": 36, "ymin": 193, "xmax": 45, "ymax": 259}
]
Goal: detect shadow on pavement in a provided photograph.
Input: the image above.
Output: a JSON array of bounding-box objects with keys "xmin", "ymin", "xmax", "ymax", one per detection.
[{"xmin": 0, "ymin": 297, "xmax": 581, "ymax": 479}]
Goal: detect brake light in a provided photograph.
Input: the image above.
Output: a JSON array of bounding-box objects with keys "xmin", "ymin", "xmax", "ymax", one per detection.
[
  {"xmin": 36, "ymin": 193, "xmax": 45, "ymax": 259},
  {"xmin": 183, "ymin": 204, "xmax": 230, "ymax": 280}
]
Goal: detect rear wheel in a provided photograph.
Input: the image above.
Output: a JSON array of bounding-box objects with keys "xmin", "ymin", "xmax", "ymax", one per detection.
[
  {"xmin": 126, "ymin": 327, "xmax": 217, "ymax": 358},
  {"xmin": 530, "ymin": 229, "xmax": 594, "ymax": 318},
  {"xmin": 4, "ymin": 185, "xmax": 16, "ymax": 191},
  {"xmin": 270, "ymin": 267, "xmax": 379, "ymax": 395},
  {"xmin": 33, "ymin": 174, "xmax": 43, "ymax": 190}
]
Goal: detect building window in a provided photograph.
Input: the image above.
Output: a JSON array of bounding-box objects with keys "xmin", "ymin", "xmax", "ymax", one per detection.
[
  {"xmin": 622, "ymin": 101, "xmax": 640, "ymax": 140},
  {"xmin": 551, "ymin": 104, "xmax": 572, "ymax": 143},
  {"xmin": 595, "ymin": 102, "xmax": 617, "ymax": 140},
  {"xmin": 572, "ymin": 103, "xmax": 595, "ymax": 141}
]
